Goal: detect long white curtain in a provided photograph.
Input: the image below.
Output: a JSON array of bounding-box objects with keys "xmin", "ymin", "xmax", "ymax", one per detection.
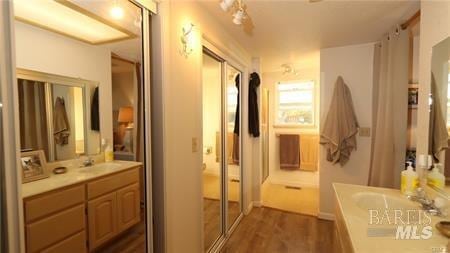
[{"xmin": 369, "ymin": 28, "xmax": 409, "ymax": 188}]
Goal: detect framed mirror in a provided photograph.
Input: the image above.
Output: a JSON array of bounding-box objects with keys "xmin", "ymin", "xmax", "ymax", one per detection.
[
  {"xmin": 428, "ymin": 36, "xmax": 450, "ymax": 196},
  {"xmin": 17, "ymin": 69, "xmax": 100, "ymax": 162}
]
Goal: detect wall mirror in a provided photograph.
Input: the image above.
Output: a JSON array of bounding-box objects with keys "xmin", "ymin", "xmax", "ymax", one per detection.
[
  {"xmin": 428, "ymin": 36, "xmax": 450, "ymax": 197},
  {"xmin": 17, "ymin": 69, "xmax": 100, "ymax": 162}
]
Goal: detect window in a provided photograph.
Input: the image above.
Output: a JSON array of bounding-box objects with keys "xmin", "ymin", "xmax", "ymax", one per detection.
[{"xmin": 275, "ymin": 81, "xmax": 315, "ymax": 127}]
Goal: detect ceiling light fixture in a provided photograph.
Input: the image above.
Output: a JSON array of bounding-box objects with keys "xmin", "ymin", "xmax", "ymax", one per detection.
[
  {"xmin": 110, "ymin": 0, "xmax": 124, "ymax": 20},
  {"xmin": 220, "ymin": 0, "xmax": 248, "ymax": 26},
  {"xmin": 220, "ymin": 0, "xmax": 236, "ymax": 11},
  {"xmin": 232, "ymin": 9, "xmax": 245, "ymax": 25},
  {"xmin": 13, "ymin": 0, "xmax": 135, "ymax": 45},
  {"xmin": 281, "ymin": 64, "xmax": 299, "ymax": 76}
]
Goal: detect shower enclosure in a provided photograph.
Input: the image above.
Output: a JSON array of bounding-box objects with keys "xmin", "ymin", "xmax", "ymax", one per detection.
[{"xmin": 202, "ymin": 47, "xmax": 243, "ymax": 252}]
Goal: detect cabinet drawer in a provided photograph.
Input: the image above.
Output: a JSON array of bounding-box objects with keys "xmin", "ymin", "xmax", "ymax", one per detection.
[
  {"xmin": 41, "ymin": 231, "xmax": 86, "ymax": 253},
  {"xmin": 26, "ymin": 204, "xmax": 85, "ymax": 253},
  {"xmin": 24, "ymin": 185, "xmax": 85, "ymax": 223},
  {"xmin": 87, "ymin": 168, "xmax": 139, "ymax": 200}
]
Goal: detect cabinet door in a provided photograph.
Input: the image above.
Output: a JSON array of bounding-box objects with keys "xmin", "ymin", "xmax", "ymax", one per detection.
[
  {"xmin": 88, "ymin": 192, "xmax": 117, "ymax": 250},
  {"xmin": 116, "ymin": 183, "xmax": 140, "ymax": 233}
]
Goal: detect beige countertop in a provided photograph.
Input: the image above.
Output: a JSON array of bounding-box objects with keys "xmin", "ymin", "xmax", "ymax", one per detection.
[
  {"xmin": 22, "ymin": 160, "xmax": 142, "ymax": 198},
  {"xmin": 333, "ymin": 183, "xmax": 449, "ymax": 253}
]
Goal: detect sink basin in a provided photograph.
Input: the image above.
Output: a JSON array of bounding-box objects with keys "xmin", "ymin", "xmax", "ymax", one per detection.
[
  {"xmin": 352, "ymin": 192, "xmax": 417, "ymax": 211},
  {"xmin": 76, "ymin": 162, "xmax": 122, "ymax": 173}
]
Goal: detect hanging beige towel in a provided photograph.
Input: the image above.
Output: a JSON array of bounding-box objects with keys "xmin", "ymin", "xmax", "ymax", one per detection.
[
  {"xmin": 53, "ymin": 97, "xmax": 70, "ymax": 145},
  {"xmin": 429, "ymin": 73, "xmax": 449, "ymax": 161},
  {"xmin": 300, "ymin": 135, "xmax": 319, "ymax": 171},
  {"xmin": 279, "ymin": 134, "xmax": 300, "ymax": 170},
  {"xmin": 320, "ymin": 76, "xmax": 359, "ymax": 166}
]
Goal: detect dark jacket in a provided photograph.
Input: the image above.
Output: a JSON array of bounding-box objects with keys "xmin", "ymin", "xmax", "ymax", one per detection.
[
  {"xmin": 91, "ymin": 87, "xmax": 100, "ymax": 131},
  {"xmin": 234, "ymin": 74, "xmax": 240, "ymax": 135},
  {"xmin": 248, "ymin": 72, "xmax": 260, "ymax": 137}
]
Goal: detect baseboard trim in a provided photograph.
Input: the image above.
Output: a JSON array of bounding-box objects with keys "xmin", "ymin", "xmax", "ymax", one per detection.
[
  {"xmin": 244, "ymin": 202, "xmax": 253, "ymax": 215},
  {"xmin": 252, "ymin": 201, "xmax": 262, "ymax": 207},
  {"xmin": 318, "ymin": 212, "xmax": 335, "ymax": 221}
]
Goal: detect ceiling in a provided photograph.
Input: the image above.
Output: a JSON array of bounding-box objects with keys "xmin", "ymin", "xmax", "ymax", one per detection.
[{"xmin": 200, "ymin": 0, "xmax": 420, "ymax": 72}]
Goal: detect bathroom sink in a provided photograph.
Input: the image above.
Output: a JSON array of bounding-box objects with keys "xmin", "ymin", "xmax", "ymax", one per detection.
[{"xmin": 352, "ymin": 192, "xmax": 417, "ymax": 211}]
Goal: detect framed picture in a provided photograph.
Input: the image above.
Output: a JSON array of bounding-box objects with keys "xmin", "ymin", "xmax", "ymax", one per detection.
[{"xmin": 21, "ymin": 150, "xmax": 49, "ymax": 183}]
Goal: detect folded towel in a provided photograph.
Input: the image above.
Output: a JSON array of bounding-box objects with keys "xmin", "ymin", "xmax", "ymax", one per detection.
[
  {"xmin": 53, "ymin": 97, "xmax": 70, "ymax": 145},
  {"xmin": 320, "ymin": 76, "xmax": 359, "ymax": 166},
  {"xmin": 279, "ymin": 134, "xmax": 300, "ymax": 170}
]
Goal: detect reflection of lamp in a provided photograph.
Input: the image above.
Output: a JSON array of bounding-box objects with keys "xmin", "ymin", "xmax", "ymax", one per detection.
[{"xmin": 118, "ymin": 106, "xmax": 134, "ymax": 152}]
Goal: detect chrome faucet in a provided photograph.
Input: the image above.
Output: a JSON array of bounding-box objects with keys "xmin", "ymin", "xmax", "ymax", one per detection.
[
  {"xmin": 82, "ymin": 156, "xmax": 95, "ymax": 167},
  {"xmin": 407, "ymin": 188, "xmax": 446, "ymax": 217}
]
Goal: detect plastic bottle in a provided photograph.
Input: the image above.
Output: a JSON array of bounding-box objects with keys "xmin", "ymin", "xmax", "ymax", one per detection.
[
  {"xmin": 427, "ymin": 164, "xmax": 445, "ymax": 189},
  {"xmin": 401, "ymin": 161, "xmax": 419, "ymax": 195},
  {"xmin": 104, "ymin": 139, "xmax": 114, "ymax": 162}
]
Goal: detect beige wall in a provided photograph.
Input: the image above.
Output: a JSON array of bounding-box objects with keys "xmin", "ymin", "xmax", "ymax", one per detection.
[
  {"xmin": 261, "ymin": 65, "xmax": 320, "ymax": 187},
  {"xmin": 416, "ymin": 1, "xmax": 450, "ymax": 160},
  {"xmin": 151, "ymin": 1, "xmax": 252, "ymax": 252},
  {"xmin": 319, "ymin": 43, "xmax": 376, "ymax": 217},
  {"xmin": 14, "ymin": 22, "xmax": 113, "ymax": 151}
]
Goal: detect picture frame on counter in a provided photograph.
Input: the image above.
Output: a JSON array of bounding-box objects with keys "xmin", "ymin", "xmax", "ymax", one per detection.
[{"xmin": 20, "ymin": 150, "xmax": 49, "ymax": 183}]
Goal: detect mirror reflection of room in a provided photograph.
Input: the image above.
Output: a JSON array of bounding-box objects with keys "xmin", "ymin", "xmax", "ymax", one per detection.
[
  {"xmin": 15, "ymin": 1, "xmax": 149, "ymax": 252},
  {"xmin": 428, "ymin": 37, "xmax": 450, "ymax": 196}
]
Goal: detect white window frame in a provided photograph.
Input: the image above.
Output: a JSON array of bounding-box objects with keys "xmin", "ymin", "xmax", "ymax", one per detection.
[{"xmin": 274, "ymin": 79, "xmax": 316, "ymax": 128}]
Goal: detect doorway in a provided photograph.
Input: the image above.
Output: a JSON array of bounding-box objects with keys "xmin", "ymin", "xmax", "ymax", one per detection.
[{"xmin": 202, "ymin": 47, "xmax": 243, "ymax": 252}]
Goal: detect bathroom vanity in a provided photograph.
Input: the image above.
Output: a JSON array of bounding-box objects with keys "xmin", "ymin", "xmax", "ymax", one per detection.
[
  {"xmin": 22, "ymin": 161, "xmax": 142, "ymax": 253},
  {"xmin": 333, "ymin": 183, "xmax": 449, "ymax": 253}
]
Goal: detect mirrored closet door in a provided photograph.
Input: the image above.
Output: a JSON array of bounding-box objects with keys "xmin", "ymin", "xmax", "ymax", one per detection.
[{"xmin": 202, "ymin": 47, "xmax": 243, "ymax": 252}]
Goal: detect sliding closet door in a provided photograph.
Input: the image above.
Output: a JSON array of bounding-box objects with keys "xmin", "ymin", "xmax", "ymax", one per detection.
[
  {"xmin": 202, "ymin": 52, "xmax": 223, "ymax": 251},
  {"xmin": 225, "ymin": 65, "xmax": 242, "ymax": 230}
]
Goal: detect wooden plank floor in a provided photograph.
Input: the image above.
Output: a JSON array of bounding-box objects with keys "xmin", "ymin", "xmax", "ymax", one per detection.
[{"xmin": 221, "ymin": 207, "xmax": 336, "ymax": 253}]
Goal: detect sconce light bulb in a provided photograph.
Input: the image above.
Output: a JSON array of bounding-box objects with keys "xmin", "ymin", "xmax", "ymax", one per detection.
[{"xmin": 233, "ymin": 9, "xmax": 245, "ymax": 25}]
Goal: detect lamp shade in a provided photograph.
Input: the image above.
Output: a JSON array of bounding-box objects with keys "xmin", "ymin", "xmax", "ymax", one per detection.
[{"xmin": 118, "ymin": 106, "xmax": 133, "ymax": 123}]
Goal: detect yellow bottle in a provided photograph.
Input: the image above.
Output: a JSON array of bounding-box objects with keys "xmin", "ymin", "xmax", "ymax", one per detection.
[
  {"xmin": 401, "ymin": 162, "xmax": 418, "ymax": 195},
  {"xmin": 427, "ymin": 164, "xmax": 445, "ymax": 189},
  {"xmin": 104, "ymin": 144, "xmax": 114, "ymax": 162}
]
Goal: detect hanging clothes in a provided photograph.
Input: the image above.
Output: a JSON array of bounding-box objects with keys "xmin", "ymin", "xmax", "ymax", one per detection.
[
  {"xmin": 91, "ymin": 86, "xmax": 100, "ymax": 131},
  {"xmin": 248, "ymin": 72, "xmax": 260, "ymax": 137},
  {"xmin": 53, "ymin": 96, "xmax": 70, "ymax": 145},
  {"xmin": 233, "ymin": 74, "xmax": 240, "ymax": 163},
  {"xmin": 233, "ymin": 74, "xmax": 240, "ymax": 135}
]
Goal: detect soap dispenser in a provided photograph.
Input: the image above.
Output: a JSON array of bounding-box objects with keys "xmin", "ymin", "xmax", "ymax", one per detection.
[
  {"xmin": 401, "ymin": 162, "xmax": 419, "ymax": 195},
  {"xmin": 427, "ymin": 163, "xmax": 445, "ymax": 189}
]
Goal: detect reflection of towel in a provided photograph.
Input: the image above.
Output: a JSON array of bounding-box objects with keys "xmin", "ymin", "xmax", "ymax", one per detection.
[
  {"xmin": 53, "ymin": 97, "xmax": 70, "ymax": 145},
  {"xmin": 91, "ymin": 87, "xmax": 100, "ymax": 131},
  {"xmin": 320, "ymin": 76, "xmax": 359, "ymax": 166},
  {"xmin": 429, "ymin": 73, "xmax": 449, "ymax": 161},
  {"xmin": 279, "ymin": 134, "xmax": 300, "ymax": 170}
]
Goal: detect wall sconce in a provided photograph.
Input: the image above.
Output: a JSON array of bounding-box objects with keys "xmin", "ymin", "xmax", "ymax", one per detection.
[{"xmin": 180, "ymin": 23, "xmax": 195, "ymax": 58}]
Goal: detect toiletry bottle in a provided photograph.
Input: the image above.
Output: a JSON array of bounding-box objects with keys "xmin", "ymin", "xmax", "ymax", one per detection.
[
  {"xmin": 104, "ymin": 140, "xmax": 114, "ymax": 162},
  {"xmin": 427, "ymin": 163, "xmax": 445, "ymax": 189},
  {"xmin": 417, "ymin": 154, "xmax": 429, "ymax": 188},
  {"xmin": 401, "ymin": 161, "xmax": 419, "ymax": 195}
]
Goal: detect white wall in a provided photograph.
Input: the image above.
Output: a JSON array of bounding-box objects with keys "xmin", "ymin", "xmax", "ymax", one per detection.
[
  {"xmin": 261, "ymin": 65, "xmax": 320, "ymax": 188},
  {"xmin": 416, "ymin": 1, "xmax": 450, "ymax": 158},
  {"xmin": 319, "ymin": 43, "xmax": 376, "ymax": 216},
  {"xmin": 151, "ymin": 2, "xmax": 252, "ymax": 252},
  {"xmin": 14, "ymin": 22, "xmax": 113, "ymax": 150}
]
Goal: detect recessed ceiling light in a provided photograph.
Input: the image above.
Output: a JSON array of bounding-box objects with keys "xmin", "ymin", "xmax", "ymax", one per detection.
[
  {"xmin": 13, "ymin": 0, "xmax": 135, "ymax": 45},
  {"xmin": 110, "ymin": 4, "xmax": 124, "ymax": 20}
]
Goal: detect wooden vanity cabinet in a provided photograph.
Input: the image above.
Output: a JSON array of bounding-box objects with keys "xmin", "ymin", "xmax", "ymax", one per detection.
[{"xmin": 23, "ymin": 167, "xmax": 141, "ymax": 253}]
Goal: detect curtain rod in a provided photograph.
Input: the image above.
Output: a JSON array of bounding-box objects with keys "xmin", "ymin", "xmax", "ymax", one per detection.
[{"xmin": 401, "ymin": 10, "xmax": 420, "ymax": 30}]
